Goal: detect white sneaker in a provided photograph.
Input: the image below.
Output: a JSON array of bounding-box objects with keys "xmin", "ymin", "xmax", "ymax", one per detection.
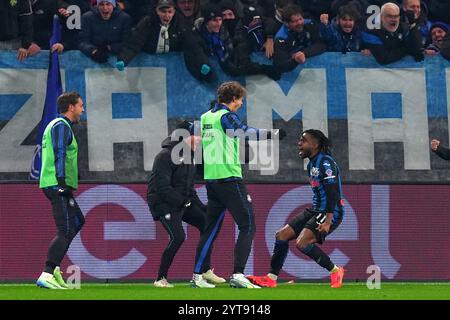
[
  {"xmin": 153, "ymin": 277, "xmax": 174, "ymax": 288},
  {"xmin": 202, "ymin": 268, "xmax": 226, "ymax": 284},
  {"xmin": 190, "ymin": 274, "xmax": 215, "ymax": 288},
  {"xmin": 36, "ymin": 272, "xmax": 66, "ymax": 289},
  {"xmin": 230, "ymin": 273, "xmax": 261, "ymax": 289}
]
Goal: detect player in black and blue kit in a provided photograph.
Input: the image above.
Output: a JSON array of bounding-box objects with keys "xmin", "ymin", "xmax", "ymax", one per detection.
[{"xmin": 247, "ymin": 129, "xmax": 345, "ymax": 288}]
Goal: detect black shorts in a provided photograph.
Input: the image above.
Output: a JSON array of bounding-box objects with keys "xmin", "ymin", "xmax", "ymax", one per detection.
[{"xmin": 288, "ymin": 208, "xmax": 342, "ymax": 244}]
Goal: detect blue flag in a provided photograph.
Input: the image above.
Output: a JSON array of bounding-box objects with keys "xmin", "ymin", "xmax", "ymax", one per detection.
[{"xmin": 29, "ymin": 15, "xmax": 63, "ymax": 180}]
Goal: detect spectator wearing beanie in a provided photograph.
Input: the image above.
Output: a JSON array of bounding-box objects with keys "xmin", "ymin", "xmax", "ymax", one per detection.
[
  {"xmin": 220, "ymin": 2, "xmax": 269, "ymax": 55},
  {"xmin": 221, "ymin": 0, "xmax": 239, "ymax": 38},
  {"xmin": 78, "ymin": 0, "xmax": 132, "ymax": 63},
  {"xmin": 182, "ymin": 4, "xmax": 233, "ymax": 82},
  {"xmin": 425, "ymin": 22, "xmax": 449, "ymax": 56},
  {"xmin": 116, "ymin": 0, "xmax": 187, "ymax": 70},
  {"xmin": 182, "ymin": 3, "xmax": 280, "ymax": 83}
]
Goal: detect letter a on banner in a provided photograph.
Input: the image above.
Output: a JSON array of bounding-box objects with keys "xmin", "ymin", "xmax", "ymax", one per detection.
[{"xmin": 29, "ymin": 15, "xmax": 63, "ymax": 180}]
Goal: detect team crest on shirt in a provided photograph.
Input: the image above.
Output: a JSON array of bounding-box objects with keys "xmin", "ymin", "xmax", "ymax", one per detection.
[
  {"xmin": 324, "ymin": 168, "xmax": 336, "ymax": 180},
  {"xmin": 69, "ymin": 198, "xmax": 75, "ymax": 207},
  {"xmin": 310, "ymin": 167, "xmax": 320, "ymax": 177},
  {"xmin": 247, "ymin": 194, "xmax": 252, "ymax": 203}
]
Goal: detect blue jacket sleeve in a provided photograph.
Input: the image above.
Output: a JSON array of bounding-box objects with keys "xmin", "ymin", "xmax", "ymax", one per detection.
[
  {"xmin": 51, "ymin": 121, "xmax": 72, "ymax": 182},
  {"xmin": 320, "ymin": 158, "xmax": 340, "ymax": 213},
  {"xmin": 220, "ymin": 112, "xmax": 269, "ymax": 140},
  {"xmin": 320, "ymin": 23, "xmax": 339, "ymax": 51}
]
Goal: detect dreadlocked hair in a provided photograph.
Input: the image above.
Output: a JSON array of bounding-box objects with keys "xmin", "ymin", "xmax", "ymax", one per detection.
[{"xmin": 302, "ymin": 129, "xmax": 332, "ymax": 155}]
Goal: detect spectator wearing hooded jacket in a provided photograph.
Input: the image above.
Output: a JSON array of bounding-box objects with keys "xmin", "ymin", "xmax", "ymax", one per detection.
[
  {"xmin": 175, "ymin": 0, "xmax": 200, "ymax": 27},
  {"xmin": 116, "ymin": 0, "xmax": 187, "ymax": 69},
  {"xmin": 221, "ymin": 0, "xmax": 275, "ymax": 59},
  {"xmin": 400, "ymin": 0, "xmax": 432, "ymax": 48},
  {"xmin": 242, "ymin": 1, "xmax": 278, "ymax": 58},
  {"xmin": 183, "ymin": 4, "xmax": 280, "ymax": 83},
  {"xmin": 319, "ymin": 4, "xmax": 363, "ymax": 53},
  {"xmin": 263, "ymin": 0, "xmax": 293, "ymax": 57},
  {"xmin": 220, "ymin": 0, "xmax": 240, "ymax": 39},
  {"xmin": 78, "ymin": 0, "xmax": 132, "ymax": 63},
  {"xmin": 273, "ymin": 4, "xmax": 326, "ymax": 73},
  {"xmin": 362, "ymin": 2, "xmax": 423, "ymax": 65},
  {"xmin": 0, "ymin": 0, "xmax": 34, "ymax": 61}
]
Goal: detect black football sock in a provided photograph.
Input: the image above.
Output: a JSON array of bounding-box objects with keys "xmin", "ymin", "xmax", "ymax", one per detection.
[
  {"xmin": 269, "ymin": 240, "xmax": 289, "ymax": 276},
  {"xmin": 45, "ymin": 234, "xmax": 70, "ymax": 273},
  {"xmin": 300, "ymin": 244, "xmax": 334, "ymax": 271}
]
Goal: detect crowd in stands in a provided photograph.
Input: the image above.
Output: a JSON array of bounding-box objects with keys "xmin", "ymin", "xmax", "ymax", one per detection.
[{"xmin": 1, "ymin": 0, "xmax": 450, "ymax": 81}]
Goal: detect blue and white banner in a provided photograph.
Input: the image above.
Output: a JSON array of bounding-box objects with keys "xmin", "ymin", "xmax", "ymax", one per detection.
[{"xmin": 0, "ymin": 51, "xmax": 449, "ymax": 183}]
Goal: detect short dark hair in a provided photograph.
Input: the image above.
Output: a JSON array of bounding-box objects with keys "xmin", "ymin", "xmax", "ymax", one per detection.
[
  {"xmin": 302, "ymin": 129, "xmax": 332, "ymax": 154},
  {"xmin": 57, "ymin": 92, "xmax": 81, "ymax": 113},
  {"xmin": 217, "ymin": 81, "xmax": 246, "ymax": 104},
  {"xmin": 281, "ymin": 4, "xmax": 303, "ymax": 23},
  {"xmin": 337, "ymin": 4, "xmax": 360, "ymax": 22}
]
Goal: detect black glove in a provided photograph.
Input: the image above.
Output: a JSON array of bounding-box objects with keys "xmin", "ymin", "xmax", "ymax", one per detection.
[
  {"xmin": 91, "ymin": 48, "xmax": 108, "ymax": 63},
  {"xmin": 57, "ymin": 179, "xmax": 72, "ymax": 197},
  {"xmin": 413, "ymin": 50, "xmax": 424, "ymax": 62},
  {"xmin": 405, "ymin": 10, "xmax": 416, "ymax": 24},
  {"xmin": 268, "ymin": 128, "xmax": 287, "ymax": 140}
]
